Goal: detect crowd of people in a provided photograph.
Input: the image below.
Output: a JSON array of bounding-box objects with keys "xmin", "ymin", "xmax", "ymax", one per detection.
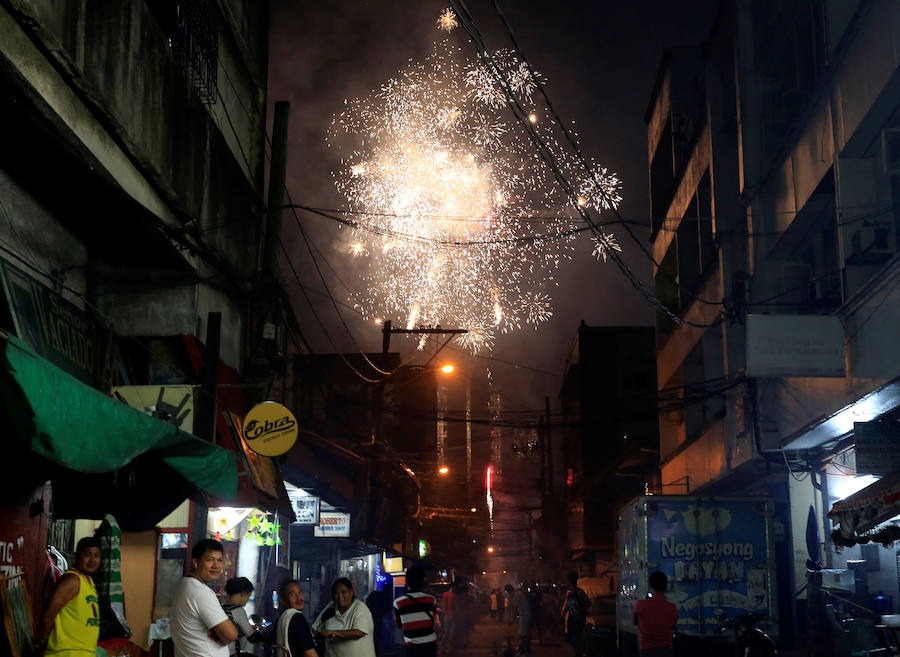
[{"xmin": 39, "ymin": 537, "xmax": 673, "ymax": 657}]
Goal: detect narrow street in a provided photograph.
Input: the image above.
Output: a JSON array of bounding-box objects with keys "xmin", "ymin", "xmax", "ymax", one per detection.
[{"xmin": 443, "ymin": 620, "xmax": 574, "ymax": 657}]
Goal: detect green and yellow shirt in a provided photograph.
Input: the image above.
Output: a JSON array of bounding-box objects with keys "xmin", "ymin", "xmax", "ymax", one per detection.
[{"xmin": 46, "ymin": 569, "xmax": 100, "ymax": 657}]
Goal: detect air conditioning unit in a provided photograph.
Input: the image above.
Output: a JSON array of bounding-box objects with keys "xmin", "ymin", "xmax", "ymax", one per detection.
[
  {"xmin": 850, "ymin": 225, "xmax": 893, "ymax": 262},
  {"xmin": 882, "ymin": 128, "xmax": 900, "ymax": 174}
]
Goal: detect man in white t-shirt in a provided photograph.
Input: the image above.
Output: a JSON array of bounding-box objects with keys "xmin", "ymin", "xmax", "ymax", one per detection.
[{"xmin": 171, "ymin": 539, "xmax": 238, "ymax": 657}]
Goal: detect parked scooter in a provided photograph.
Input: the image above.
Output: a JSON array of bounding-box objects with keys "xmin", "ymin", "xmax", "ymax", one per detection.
[{"xmin": 719, "ymin": 613, "xmax": 777, "ymax": 657}]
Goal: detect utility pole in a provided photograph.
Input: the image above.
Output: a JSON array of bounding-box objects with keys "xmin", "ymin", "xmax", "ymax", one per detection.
[
  {"xmin": 380, "ymin": 320, "xmax": 468, "ymax": 353},
  {"xmin": 545, "ymin": 396, "xmax": 554, "ymax": 500}
]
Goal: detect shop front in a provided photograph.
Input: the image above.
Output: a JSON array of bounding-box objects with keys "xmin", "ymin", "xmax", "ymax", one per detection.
[{"xmin": 0, "ymin": 334, "xmax": 239, "ymax": 657}]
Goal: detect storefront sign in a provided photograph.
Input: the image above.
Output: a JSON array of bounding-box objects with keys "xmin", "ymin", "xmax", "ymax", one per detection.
[
  {"xmin": 314, "ymin": 511, "xmax": 351, "ymax": 537},
  {"xmin": 855, "ymin": 421, "xmax": 900, "ymax": 476},
  {"xmin": 746, "ymin": 314, "xmax": 846, "ymax": 377},
  {"xmin": 383, "ymin": 554, "xmax": 403, "ymax": 573},
  {"xmin": 0, "ymin": 258, "xmax": 104, "ymax": 384},
  {"xmin": 292, "ymin": 496, "xmax": 320, "ymax": 525},
  {"xmin": 242, "ymin": 402, "xmax": 298, "ymax": 456}
]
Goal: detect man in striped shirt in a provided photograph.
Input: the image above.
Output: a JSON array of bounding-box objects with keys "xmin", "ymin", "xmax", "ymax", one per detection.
[{"xmin": 393, "ymin": 566, "xmax": 437, "ymax": 657}]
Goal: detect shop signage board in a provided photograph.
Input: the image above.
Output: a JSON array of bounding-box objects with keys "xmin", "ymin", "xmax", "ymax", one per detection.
[
  {"xmin": 224, "ymin": 411, "xmax": 282, "ymax": 499},
  {"xmin": 0, "ymin": 258, "xmax": 104, "ymax": 384},
  {"xmin": 746, "ymin": 314, "xmax": 846, "ymax": 377},
  {"xmin": 314, "ymin": 511, "xmax": 351, "ymax": 537},
  {"xmin": 242, "ymin": 401, "xmax": 298, "ymax": 456},
  {"xmin": 293, "ymin": 496, "xmax": 320, "ymax": 525},
  {"xmin": 855, "ymin": 421, "xmax": 900, "ymax": 476}
]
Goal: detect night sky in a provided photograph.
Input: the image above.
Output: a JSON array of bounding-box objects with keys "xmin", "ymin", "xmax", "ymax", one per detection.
[{"xmin": 267, "ymin": 0, "xmax": 717, "ymax": 411}]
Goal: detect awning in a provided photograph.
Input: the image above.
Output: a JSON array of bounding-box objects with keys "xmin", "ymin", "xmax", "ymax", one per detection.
[
  {"xmin": 828, "ymin": 470, "xmax": 900, "ymax": 538},
  {"xmin": 0, "ymin": 333, "xmax": 237, "ymax": 499}
]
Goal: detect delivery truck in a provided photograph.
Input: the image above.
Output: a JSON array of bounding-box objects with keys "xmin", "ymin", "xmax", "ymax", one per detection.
[{"xmin": 616, "ymin": 496, "xmax": 777, "ymax": 651}]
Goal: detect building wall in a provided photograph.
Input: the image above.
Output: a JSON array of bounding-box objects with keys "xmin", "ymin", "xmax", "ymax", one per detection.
[
  {"xmin": 0, "ymin": 0, "xmax": 269, "ymax": 370},
  {"xmin": 120, "ymin": 529, "xmax": 158, "ymax": 650},
  {"xmin": 649, "ymin": 0, "xmax": 900, "ymax": 638}
]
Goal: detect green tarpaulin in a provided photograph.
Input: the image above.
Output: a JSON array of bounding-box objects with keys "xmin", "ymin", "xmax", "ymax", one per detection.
[{"xmin": 0, "ymin": 335, "xmax": 237, "ymax": 499}]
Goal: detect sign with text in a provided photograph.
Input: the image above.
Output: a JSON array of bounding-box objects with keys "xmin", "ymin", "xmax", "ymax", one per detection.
[
  {"xmin": 746, "ymin": 314, "xmax": 846, "ymax": 378},
  {"xmin": 242, "ymin": 401, "xmax": 298, "ymax": 456},
  {"xmin": 0, "ymin": 259, "xmax": 104, "ymax": 384},
  {"xmin": 292, "ymin": 496, "xmax": 320, "ymax": 525},
  {"xmin": 855, "ymin": 421, "xmax": 900, "ymax": 476},
  {"xmin": 314, "ymin": 511, "xmax": 351, "ymax": 537}
]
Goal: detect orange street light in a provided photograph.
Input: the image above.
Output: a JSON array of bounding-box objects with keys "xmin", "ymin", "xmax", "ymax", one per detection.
[
  {"xmin": 438, "ymin": 465, "xmax": 450, "ymax": 475},
  {"xmin": 440, "ymin": 364, "xmax": 455, "ymax": 374},
  {"xmin": 487, "ymin": 546, "xmax": 495, "ymax": 553}
]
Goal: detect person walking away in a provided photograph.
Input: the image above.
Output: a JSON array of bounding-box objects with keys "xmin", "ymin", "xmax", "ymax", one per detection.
[
  {"xmin": 497, "ymin": 587, "xmax": 506, "ymax": 626},
  {"xmin": 312, "ymin": 577, "xmax": 375, "ymax": 657},
  {"xmin": 490, "ymin": 589, "xmax": 499, "ymax": 623},
  {"xmin": 366, "ymin": 588, "xmax": 395, "ymax": 656},
  {"xmin": 631, "ymin": 571, "xmax": 678, "ymax": 657},
  {"xmin": 438, "ymin": 582, "xmax": 456, "ymax": 651},
  {"xmin": 529, "ymin": 585, "xmax": 543, "ymax": 645},
  {"xmin": 503, "ymin": 586, "xmax": 513, "ymax": 624},
  {"xmin": 40, "ymin": 537, "xmax": 103, "ymax": 657},
  {"xmin": 506, "ymin": 584, "xmax": 532, "ymax": 657},
  {"xmin": 561, "ymin": 572, "xmax": 590, "ymax": 657},
  {"xmin": 449, "ymin": 579, "xmax": 471, "ymax": 650},
  {"xmin": 393, "ymin": 566, "xmax": 437, "ymax": 657},
  {"xmin": 275, "ymin": 579, "xmax": 318, "ymax": 657},
  {"xmin": 222, "ymin": 577, "xmax": 263, "ymax": 656},
  {"xmin": 170, "ymin": 539, "xmax": 238, "ymax": 657}
]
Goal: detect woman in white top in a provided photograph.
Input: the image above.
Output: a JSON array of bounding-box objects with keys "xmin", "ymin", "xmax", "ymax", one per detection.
[{"xmin": 311, "ymin": 578, "xmax": 375, "ymax": 657}]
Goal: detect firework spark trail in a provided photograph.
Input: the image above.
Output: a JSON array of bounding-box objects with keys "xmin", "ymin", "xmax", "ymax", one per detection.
[{"xmin": 328, "ymin": 38, "xmax": 621, "ymax": 353}]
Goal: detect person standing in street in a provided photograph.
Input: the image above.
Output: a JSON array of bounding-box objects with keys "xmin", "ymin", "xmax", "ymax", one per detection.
[
  {"xmin": 222, "ymin": 577, "xmax": 263, "ymax": 656},
  {"xmin": 393, "ymin": 566, "xmax": 437, "ymax": 657},
  {"xmin": 40, "ymin": 536, "xmax": 102, "ymax": 657},
  {"xmin": 561, "ymin": 572, "xmax": 590, "ymax": 657},
  {"xmin": 275, "ymin": 579, "xmax": 318, "ymax": 657},
  {"xmin": 439, "ymin": 582, "xmax": 455, "ymax": 651},
  {"xmin": 506, "ymin": 584, "xmax": 532, "ymax": 657},
  {"xmin": 490, "ymin": 589, "xmax": 499, "ymax": 623},
  {"xmin": 170, "ymin": 539, "xmax": 238, "ymax": 657},
  {"xmin": 631, "ymin": 571, "xmax": 678, "ymax": 657},
  {"xmin": 312, "ymin": 577, "xmax": 376, "ymax": 657}
]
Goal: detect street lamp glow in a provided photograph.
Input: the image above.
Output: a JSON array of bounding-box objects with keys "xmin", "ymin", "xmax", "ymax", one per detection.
[
  {"xmin": 438, "ymin": 465, "xmax": 450, "ymax": 475},
  {"xmin": 470, "ymin": 507, "xmax": 477, "ymax": 513},
  {"xmin": 487, "ymin": 546, "xmax": 495, "ymax": 553},
  {"xmin": 440, "ymin": 364, "xmax": 455, "ymax": 374}
]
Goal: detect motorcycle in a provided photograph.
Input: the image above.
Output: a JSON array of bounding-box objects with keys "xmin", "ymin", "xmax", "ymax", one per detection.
[{"xmin": 719, "ymin": 613, "xmax": 777, "ymax": 657}]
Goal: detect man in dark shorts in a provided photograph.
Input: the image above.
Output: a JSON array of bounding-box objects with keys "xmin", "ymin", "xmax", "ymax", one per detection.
[{"xmin": 631, "ymin": 571, "xmax": 678, "ymax": 657}]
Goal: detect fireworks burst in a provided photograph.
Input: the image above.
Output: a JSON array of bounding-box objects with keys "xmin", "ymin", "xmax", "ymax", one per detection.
[
  {"xmin": 592, "ymin": 233, "xmax": 622, "ymax": 263},
  {"xmin": 437, "ymin": 8, "xmax": 458, "ymax": 32},
  {"xmin": 328, "ymin": 37, "xmax": 622, "ymax": 353}
]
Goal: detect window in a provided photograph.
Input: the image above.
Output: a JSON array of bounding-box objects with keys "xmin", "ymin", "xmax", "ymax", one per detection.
[
  {"xmin": 650, "ymin": 119, "xmax": 675, "ymax": 236},
  {"xmin": 146, "ymin": 0, "xmax": 219, "ymax": 105}
]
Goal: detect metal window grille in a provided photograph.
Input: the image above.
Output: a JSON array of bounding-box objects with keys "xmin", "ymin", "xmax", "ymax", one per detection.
[
  {"xmin": 171, "ymin": 0, "xmax": 218, "ymax": 105},
  {"xmin": 48, "ymin": 518, "xmax": 75, "ymax": 556}
]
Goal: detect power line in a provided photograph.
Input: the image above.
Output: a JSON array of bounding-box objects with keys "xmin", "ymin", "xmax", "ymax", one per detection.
[{"xmin": 447, "ymin": 0, "xmax": 726, "ymax": 329}]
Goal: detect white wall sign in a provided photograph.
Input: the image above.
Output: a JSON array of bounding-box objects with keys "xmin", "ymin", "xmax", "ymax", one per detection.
[
  {"xmin": 314, "ymin": 511, "xmax": 351, "ymax": 537},
  {"xmin": 293, "ymin": 496, "xmax": 320, "ymax": 525},
  {"xmin": 746, "ymin": 314, "xmax": 846, "ymax": 378}
]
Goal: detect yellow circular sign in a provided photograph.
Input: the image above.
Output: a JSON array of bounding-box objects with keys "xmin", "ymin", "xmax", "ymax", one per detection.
[{"xmin": 242, "ymin": 402, "xmax": 298, "ymax": 456}]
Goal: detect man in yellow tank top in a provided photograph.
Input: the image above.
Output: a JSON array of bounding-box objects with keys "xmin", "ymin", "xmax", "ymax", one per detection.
[{"xmin": 39, "ymin": 536, "xmax": 103, "ymax": 657}]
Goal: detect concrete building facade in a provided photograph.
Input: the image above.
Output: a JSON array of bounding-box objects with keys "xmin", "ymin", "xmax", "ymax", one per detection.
[{"xmin": 646, "ymin": 0, "xmax": 900, "ymax": 644}]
